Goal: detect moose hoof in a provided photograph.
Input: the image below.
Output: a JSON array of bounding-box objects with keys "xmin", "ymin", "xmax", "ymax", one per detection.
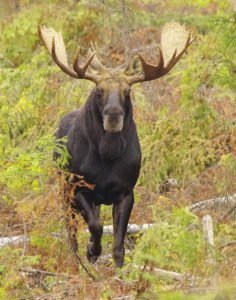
[
  {"xmin": 113, "ymin": 247, "xmax": 125, "ymax": 268},
  {"xmin": 87, "ymin": 245, "xmax": 102, "ymax": 264}
]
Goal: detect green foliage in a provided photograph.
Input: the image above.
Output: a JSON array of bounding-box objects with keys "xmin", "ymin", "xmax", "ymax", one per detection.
[
  {"xmin": 126, "ymin": 208, "xmax": 236, "ymax": 299},
  {"xmin": 0, "ymin": 0, "xmax": 235, "ymax": 298},
  {"xmin": 131, "ymin": 208, "xmax": 205, "ymax": 274},
  {"xmin": 2, "ymin": 7, "xmax": 42, "ymax": 65},
  {"xmin": 0, "ymin": 246, "xmax": 41, "ymax": 298},
  {"xmin": 155, "ymin": 285, "xmax": 236, "ymax": 300},
  {"xmin": 139, "ymin": 11, "xmax": 236, "ymax": 191},
  {"xmin": 54, "ymin": 137, "xmax": 71, "ymax": 169},
  {"xmin": 0, "ymin": 49, "xmax": 91, "ymax": 199},
  {"xmin": 210, "ymin": 14, "xmax": 236, "ymax": 91},
  {"xmin": 0, "ymin": 134, "xmax": 55, "ymax": 199},
  {"xmin": 140, "ymin": 108, "xmax": 218, "ymax": 190}
]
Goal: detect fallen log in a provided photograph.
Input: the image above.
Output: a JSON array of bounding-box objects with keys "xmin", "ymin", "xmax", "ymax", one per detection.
[
  {"xmin": 0, "ymin": 235, "xmax": 29, "ymax": 248},
  {"xmin": 1, "ymin": 224, "xmax": 153, "ymax": 249},
  {"xmin": 133, "ymin": 264, "xmax": 184, "ymax": 281},
  {"xmin": 113, "ymin": 296, "xmax": 135, "ymax": 300},
  {"xmin": 202, "ymin": 216, "xmax": 216, "ymax": 263},
  {"xmin": 189, "ymin": 193, "xmax": 236, "ymax": 214},
  {"xmin": 19, "ymin": 268, "xmax": 77, "ymax": 278},
  {"xmin": 102, "ymin": 223, "xmax": 154, "ymax": 235},
  {"xmin": 1, "ymin": 194, "xmax": 235, "ymax": 248},
  {"xmin": 99, "ymin": 194, "xmax": 236, "ymax": 235},
  {"xmin": 98, "ymin": 254, "xmax": 184, "ymax": 281},
  {"xmin": 149, "ymin": 267, "xmax": 184, "ymax": 281},
  {"xmin": 202, "ymin": 215, "xmax": 216, "ymax": 287}
]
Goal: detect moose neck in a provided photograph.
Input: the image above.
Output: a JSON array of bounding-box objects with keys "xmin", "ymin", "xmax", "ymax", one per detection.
[{"xmin": 85, "ymin": 89, "xmax": 134, "ymax": 161}]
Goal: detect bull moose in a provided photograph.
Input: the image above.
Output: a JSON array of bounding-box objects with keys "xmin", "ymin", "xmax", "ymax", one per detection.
[{"xmin": 39, "ymin": 23, "xmax": 195, "ymax": 267}]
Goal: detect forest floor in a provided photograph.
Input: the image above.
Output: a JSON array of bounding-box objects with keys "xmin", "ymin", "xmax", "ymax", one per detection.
[{"xmin": 1, "ymin": 151, "xmax": 236, "ymax": 299}]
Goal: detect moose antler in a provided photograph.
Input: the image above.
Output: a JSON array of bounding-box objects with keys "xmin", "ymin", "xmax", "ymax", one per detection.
[
  {"xmin": 128, "ymin": 22, "xmax": 196, "ymax": 84},
  {"xmin": 38, "ymin": 25, "xmax": 100, "ymax": 82},
  {"xmin": 87, "ymin": 45, "xmax": 107, "ymax": 72}
]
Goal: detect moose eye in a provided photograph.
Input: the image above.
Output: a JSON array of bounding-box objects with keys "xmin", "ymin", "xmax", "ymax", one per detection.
[{"xmin": 96, "ymin": 87, "xmax": 104, "ymax": 97}]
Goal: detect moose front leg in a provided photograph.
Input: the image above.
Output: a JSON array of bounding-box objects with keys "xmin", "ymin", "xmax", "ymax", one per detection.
[
  {"xmin": 74, "ymin": 191, "xmax": 103, "ymax": 264},
  {"xmin": 112, "ymin": 191, "xmax": 134, "ymax": 267}
]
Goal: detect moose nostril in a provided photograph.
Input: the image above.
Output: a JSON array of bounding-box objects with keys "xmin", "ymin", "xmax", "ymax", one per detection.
[
  {"xmin": 109, "ymin": 114, "xmax": 120, "ymax": 122},
  {"xmin": 103, "ymin": 106, "xmax": 123, "ymax": 117},
  {"xmin": 110, "ymin": 112, "xmax": 121, "ymax": 118}
]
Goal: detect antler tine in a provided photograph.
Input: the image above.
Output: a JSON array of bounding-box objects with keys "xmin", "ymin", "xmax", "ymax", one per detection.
[
  {"xmin": 127, "ymin": 48, "xmax": 166, "ymax": 84},
  {"xmin": 165, "ymin": 33, "xmax": 196, "ymax": 72},
  {"xmin": 73, "ymin": 48, "xmax": 99, "ymax": 82},
  {"xmin": 87, "ymin": 46, "xmax": 107, "ymax": 71},
  {"xmin": 164, "ymin": 49, "xmax": 178, "ymax": 72},
  {"xmin": 157, "ymin": 48, "xmax": 165, "ymax": 69},
  {"xmin": 164, "ymin": 33, "xmax": 196, "ymax": 73},
  {"xmin": 51, "ymin": 37, "xmax": 78, "ymax": 78}
]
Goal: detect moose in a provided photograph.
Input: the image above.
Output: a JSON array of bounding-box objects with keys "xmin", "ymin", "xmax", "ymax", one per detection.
[{"xmin": 39, "ymin": 23, "xmax": 195, "ymax": 267}]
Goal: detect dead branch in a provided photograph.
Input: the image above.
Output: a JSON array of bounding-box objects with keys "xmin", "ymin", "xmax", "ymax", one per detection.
[
  {"xmin": 151, "ymin": 267, "xmax": 184, "ymax": 281},
  {"xmin": 152, "ymin": 267, "xmax": 184, "ymax": 281},
  {"xmin": 95, "ymin": 193, "xmax": 236, "ymax": 236},
  {"xmin": 19, "ymin": 265, "xmax": 183, "ymax": 283},
  {"xmin": 113, "ymin": 296, "xmax": 135, "ymax": 300},
  {"xmin": 0, "ymin": 235, "xmax": 30, "ymax": 248},
  {"xmin": 74, "ymin": 250, "xmax": 101, "ymax": 282},
  {"xmin": 202, "ymin": 215, "xmax": 216, "ymax": 265},
  {"xmin": 0, "ymin": 224, "xmax": 154, "ymax": 249},
  {"xmin": 219, "ymin": 240, "xmax": 236, "ymax": 250},
  {"xmin": 189, "ymin": 193, "xmax": 236, "ymax": 214},
  {"xmin": 20, "ymin": 214, "xmax": 27, "ymax": 257},
  {"xmin": 120, "ymin": 0, "xmax": 131, "ymax": 64},
  {"xmin": 98, "ymin": 253, "xmax": 184, "ymax": 281},
  {"xmin": 97, "ymin": 223, "xmax": 154, "ymax": 235},
  {"xmin": 19, "ymin": 268, "xmax": 77, "ymax": 279},
  {"xmin": 133, "ymin": 264, "xmax": 184, "ymax": 281},
  {"xmin": 202, "ymin": 215, "xmax": 216, "ymax": 287},
  {"xmin": 202, "ymin": 215, "xmax": 214, "ymax": 248},
  {"xmin": 187, "ymin": 286, "xmax": 236, "ymax": 293}
]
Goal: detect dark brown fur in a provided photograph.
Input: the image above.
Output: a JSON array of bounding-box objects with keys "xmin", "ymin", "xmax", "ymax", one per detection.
[{"xmin": 55, "ymin": 86, "xmax": 141, "ymax": 267}]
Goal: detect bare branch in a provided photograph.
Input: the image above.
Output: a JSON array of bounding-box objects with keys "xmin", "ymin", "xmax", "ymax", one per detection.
[
  {"xmin": 100, "ymin": 223, "xmax": 154, "ymax": 235},
  {"xmin": 19, "ymin": 268, "xmax": 77, "ymax": 279},
  {"xmin": 113, "ymin": 296, "xmax": 135, "ymax": 300},
  {"xmin": 0, "ymin": 236, "xmax": 30, "ymax": 248},
  {"xmin": 120, "ymin": 0, "xmax": 131, "ymax": 65},
  {"xmin": 202, "ymin": 215, "xmax": 216, "ymax": 287},
  {"xmin": 133, "ymin": 264, "xmax": 184, "ymax": 281},
  {"xmin": 189, "ymin": 194, "xmax": 236, "ymax": 215}
]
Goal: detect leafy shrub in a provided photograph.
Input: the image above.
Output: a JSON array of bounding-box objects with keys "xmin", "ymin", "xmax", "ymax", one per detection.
[{"xmin": 131, "ymin": 208, "xmax": 205, "ymax": 274}]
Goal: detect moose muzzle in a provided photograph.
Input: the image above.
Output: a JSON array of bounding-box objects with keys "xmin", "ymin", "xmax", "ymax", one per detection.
[{"xmin": 103, "ymin": 106, "xmax": 124, "ymax": 133}]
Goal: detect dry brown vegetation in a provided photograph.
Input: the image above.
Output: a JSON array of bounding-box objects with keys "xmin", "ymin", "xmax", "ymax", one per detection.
[{"xmin": 0, "ymin": 0, "xmax": 236, "ymax": 299}]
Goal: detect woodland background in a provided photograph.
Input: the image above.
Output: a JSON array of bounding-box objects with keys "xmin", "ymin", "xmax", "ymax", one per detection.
[{"xmin": 0, "ymin": 0, "xmax": 236, "ymax": 299}]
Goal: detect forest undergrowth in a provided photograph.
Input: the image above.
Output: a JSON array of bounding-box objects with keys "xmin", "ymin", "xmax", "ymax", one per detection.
[{"xmin": 0, "ymin": 1, "xmax": 236, "ymax": 299}]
